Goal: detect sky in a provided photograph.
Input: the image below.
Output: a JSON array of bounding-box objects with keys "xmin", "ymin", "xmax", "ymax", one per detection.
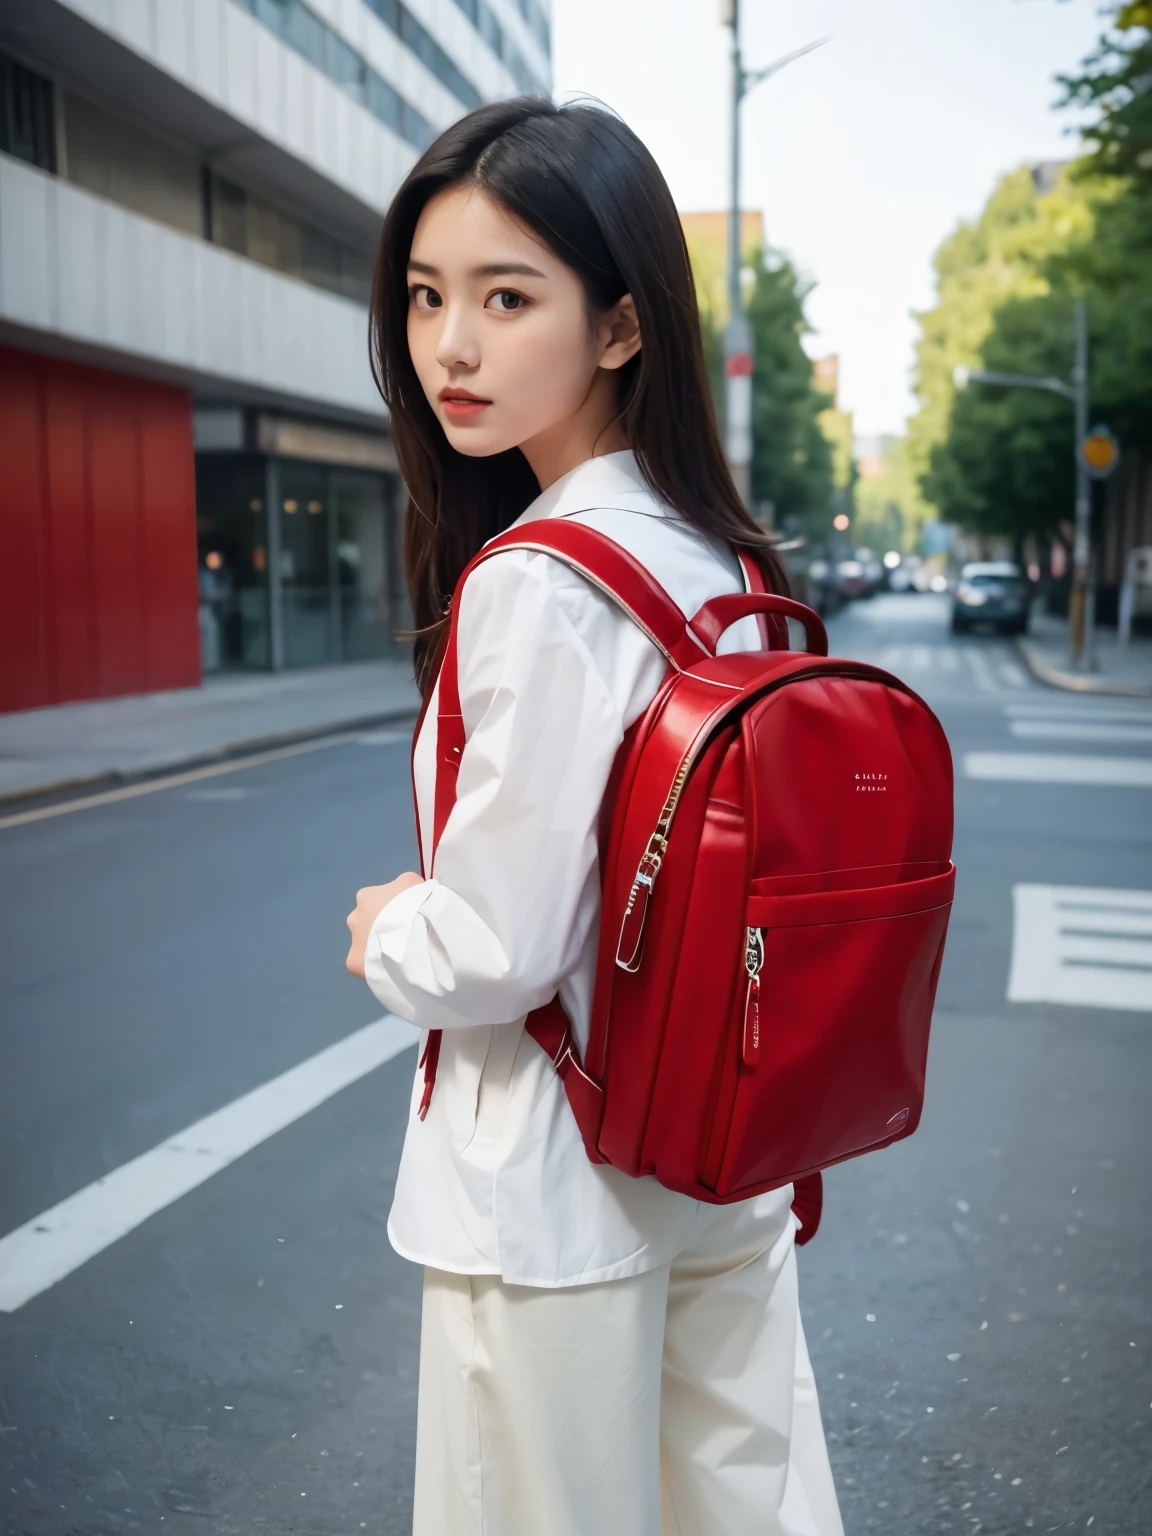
[{"xmin": 550, "ymin": 0, "xmax": 1107, "ymax": 437}]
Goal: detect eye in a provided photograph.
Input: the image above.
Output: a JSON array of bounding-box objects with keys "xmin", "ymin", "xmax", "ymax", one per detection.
[
  {"xmin": 487, "ymin": 289, "xmax": 527, "ymax": 313},
  {"xmin": 409, "ymin": 284, "xmax": 442, "ymax": 310}
]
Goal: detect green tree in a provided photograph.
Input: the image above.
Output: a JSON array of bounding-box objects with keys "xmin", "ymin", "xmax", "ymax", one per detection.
[
  {"xmin": 905, "ymin": 165, "xmax": 1094, "ymax": 508},
  {"xmin": 911, "ymin": 1, "xmax": 1152, "ymax": 546},
  {"xmin": 925, "ymin": 292, "xmax": 1080, "ymax": 549},
  {"xmin": 855, "ymin": 437, "xmax": 933, "ymax": 553},
  {"xmin": 687, "ymin": 244, "xmax": 835, "ymax": 534},
  {"xmin": 1055, "ymin": 2, "xmax": 1152, "ymax": 446},
  {"xmin": 1058, "ymin": 1, "xmax": 1152, "ymax": 189},
  {"xmin": 917, "ymin": 2, "xmax": 1152, "ymax": 548},
  {"xmin": 745, "ymin": 254, "xmax": 835, "ymax": 534}
]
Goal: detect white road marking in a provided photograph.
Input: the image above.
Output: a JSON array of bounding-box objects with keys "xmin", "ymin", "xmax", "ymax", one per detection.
[
  {"xmin": 1009, "ymin": 721, "xmax": 1152, "ymax": 744},
  {"xmin": 0, "ymin": 1015, "xmax": 419, "ymax": 1313},
  {"xmin": 875, "ymin": 643, "xmax": 1022, "ymax": 689},
  {"xmin": 1005, "ymin": 704, "xmax": 1152, "ymax": 723},
  {"xmin": 186, "ymin": 787, "xmax": 251, "ymax": 801},
  {"xmin": 1008, "ymin": 885, "xmax": 1152, "ymax": 1012},
  {"xmin": 965, "ymin": 650, "xmax": 999, "ymax": 692},
  {"xmin": 357, "ymin": 731, "xmax": 411, "ymax": 746},
  {"xmin": 964, "ymin": 752, "xmax": 1152, "ymax": 787},
  {"xmin": 997, "ymin": 661, "xmax": 1030, "ymax": 689}
]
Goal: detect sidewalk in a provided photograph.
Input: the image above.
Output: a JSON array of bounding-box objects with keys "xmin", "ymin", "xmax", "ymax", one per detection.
[
  {"xmin": 0, "ymin": 660, "xmax": 421, "ymax": 805},
  {"xmin": 1017, "ymin": 610, "xmax": 1152, "ymax": 699}
]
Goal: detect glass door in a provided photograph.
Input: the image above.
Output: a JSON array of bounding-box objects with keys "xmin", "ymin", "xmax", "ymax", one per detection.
[
  {"xmin": 278, "ymin": 462, "xmax": 338, "ymax": 667},
  {"xmin": 332, "ymin": 469, "xmax": 403, "ymax": 659},
  {"xmin": 194, "ymin": 455, "xmax": 271, "ymax": 671}
]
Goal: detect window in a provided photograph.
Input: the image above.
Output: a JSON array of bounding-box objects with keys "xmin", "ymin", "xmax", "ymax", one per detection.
[
  {"xmin": 367, "ymin": 72, "xmax": 402, "ymax": 135},
  {"xmin": 0, "ymin": 50, "xmax": 56, "ymax": 173},
  {"xmin": 397, "ymin": 7, "xmax": 482, "ymax": 111},
  {"xmin": 62, "ymin": 92, "xmax": 202, "ymax": 238},
  {"xmin": 233, "ymin": 0, "xmax": 545, "ymax": 149},
  {"xmin": 327, "ymin": 31, "xmax": 366, "ymax": 103},
  {"xmin": 445, "ymin": 0, "xmax": 551, "ymax": 86},
  {"xmin": 207, "ymin": 174, "xmax": 375, "ymax": 305}
]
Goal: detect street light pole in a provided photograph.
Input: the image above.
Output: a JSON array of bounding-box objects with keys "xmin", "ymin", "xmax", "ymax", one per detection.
[
  {"xmin": 722, "ymin": 0, "xmax": 753, "ymax": 507},
  {"xmin": 953, "ymin": 296, "xmax": 1094, "ymax": 669},
  {"xmin": 719, "ymin": 3, "xmax": 828, "ymax": 509},
  {"xmin": 1070, "ymin": 296, "xmax": 1092, "ymax": 667}
]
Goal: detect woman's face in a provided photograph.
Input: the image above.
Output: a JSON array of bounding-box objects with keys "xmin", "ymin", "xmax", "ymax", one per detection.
[{"xmin": 405, "ymin": 183, "xmax": 639, "ymax": 464}]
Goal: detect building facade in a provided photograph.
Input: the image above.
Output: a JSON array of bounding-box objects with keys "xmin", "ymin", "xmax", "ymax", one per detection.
[{"xmin": 0, "ymin": 0, "xmax": 551, "ymax": 713}]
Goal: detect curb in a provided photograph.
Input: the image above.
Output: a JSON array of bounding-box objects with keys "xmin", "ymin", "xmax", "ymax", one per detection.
[
  {"xmin": 0, "ymin": 707, "xmax": 419, "ymax": 813},
  {"xmin": 1015, "ymin": 638, "xmax": 1152, "ymax": 700}
]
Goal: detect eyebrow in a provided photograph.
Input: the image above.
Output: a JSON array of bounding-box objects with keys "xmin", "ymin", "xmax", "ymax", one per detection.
[{"xmin": 407, "ymin": 260, "xmax": 547, "ymax": 280}]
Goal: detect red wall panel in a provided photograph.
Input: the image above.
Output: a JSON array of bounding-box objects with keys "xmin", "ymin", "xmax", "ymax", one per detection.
[
  {"xmin": 43, "ymin": 378, "xmax": 98, "ymax": 704},
  {"xmin": 0, "ymin": 346, "xmax": 200, "ymax": 713},
  {"xmin": 88, "ymin": 393, "xmax": 146, "ymax": 698},
  {"xmin": 0, "ymin": 356, "xmax": 51, "ymax": 712},
  {"xmin": 140, "ymin": 387, "xmax": 201, "ymax": 692}
]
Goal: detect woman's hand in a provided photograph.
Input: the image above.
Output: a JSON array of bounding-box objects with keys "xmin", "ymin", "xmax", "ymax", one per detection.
[{"xmin": 345, "ymin": 873, "xmax": 425, "ymax": 979}]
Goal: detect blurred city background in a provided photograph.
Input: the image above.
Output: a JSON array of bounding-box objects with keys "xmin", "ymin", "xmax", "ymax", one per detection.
[{"xmin": 0, "ymin": 1, "xmax": 1149, "ymax": 1533}]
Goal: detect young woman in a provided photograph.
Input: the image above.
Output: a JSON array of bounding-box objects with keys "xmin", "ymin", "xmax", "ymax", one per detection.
[{"xmin": 345, "ymin": 97, "xmax": 843, "ymax": 1536}]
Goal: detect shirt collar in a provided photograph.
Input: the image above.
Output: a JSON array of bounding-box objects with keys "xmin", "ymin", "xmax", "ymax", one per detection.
[{"xmin": 513, "ymin": 450, "xmax": 666, "ymax": 527}]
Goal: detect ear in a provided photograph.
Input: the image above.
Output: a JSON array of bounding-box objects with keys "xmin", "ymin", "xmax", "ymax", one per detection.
[{"xmin": 598, "ymin": 293, "xmax": 642, "ymax": 372}]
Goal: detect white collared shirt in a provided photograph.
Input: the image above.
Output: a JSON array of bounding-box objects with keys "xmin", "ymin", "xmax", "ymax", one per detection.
[{"xmin": 364, "ymin": 451, "xmax": 765, "ymax": 1286}]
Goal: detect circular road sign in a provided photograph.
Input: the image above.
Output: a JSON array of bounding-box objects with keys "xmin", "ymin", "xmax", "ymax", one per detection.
[{"xmin": 1080, "ymin": 425, "xmax": 1120, "ymax": 480}]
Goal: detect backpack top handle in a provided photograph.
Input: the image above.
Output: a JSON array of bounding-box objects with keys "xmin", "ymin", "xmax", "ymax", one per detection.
[{"xmin": 689, "ymin": 592, "xmax": 829, "ymax": 657}]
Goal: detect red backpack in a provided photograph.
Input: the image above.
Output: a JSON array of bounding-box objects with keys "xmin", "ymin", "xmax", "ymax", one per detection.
[{"xmin": 414, "ymin": 520, "xmax": 955, "ymax": 1228}]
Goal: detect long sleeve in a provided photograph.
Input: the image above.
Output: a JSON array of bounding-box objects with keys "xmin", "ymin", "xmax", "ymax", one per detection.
[{"xmin": 363, "ymin": 550, "xmax": 638, "ymax": 1032}]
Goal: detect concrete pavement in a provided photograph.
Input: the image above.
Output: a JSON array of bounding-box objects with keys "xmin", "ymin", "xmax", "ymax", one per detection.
[
  {"xmin": 1017, "ymin": 609, "xmax": 1152, "ymax": 698},
  {"xmin": 0, "ymin": 660, "xmax": 421, "ymax": 806}
]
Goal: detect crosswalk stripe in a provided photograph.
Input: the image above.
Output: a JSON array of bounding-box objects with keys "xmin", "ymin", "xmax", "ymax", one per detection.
[
  {"xmin": 1005, "ymin": 704, "xmax": 1152, "ymax": 723},
  {"xmin": 875, "ymin": 644, "xmax": 1020, "ymax": 680},
  {"xmin": 997, "ymin": 661, "xmax": 1030, "ymax": 688},
  {"xmin": 965, "ymin": 752, "xmax": 1152, "ymax": 787},
  {"xmin": 853, "ymin": 644, "xmax": 1043, "ymax": 693},
  {"xmin": 1008, "ymin": 884, "xmax": 1152, "ymax": 1012},
  {"xmin": 1010, "ymin": 720, "xmax": 1152, "ymax": 744},
  {"xmin": 964, "ymin": 650, "xmax": 998, "ymax": 692}
]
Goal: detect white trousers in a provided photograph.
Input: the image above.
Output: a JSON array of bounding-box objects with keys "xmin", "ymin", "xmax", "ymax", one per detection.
[{"xmin": 412, "ymin": 1188, "xmax": 843, "ymax": 1536}]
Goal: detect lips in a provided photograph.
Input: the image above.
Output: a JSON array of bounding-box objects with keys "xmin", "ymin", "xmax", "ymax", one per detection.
[{"xmin": 439, "ymin": 388, "xmax": 491, "ymax": 420}]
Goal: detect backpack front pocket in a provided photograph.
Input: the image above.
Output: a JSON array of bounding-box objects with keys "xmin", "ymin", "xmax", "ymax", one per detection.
[{"xmin": 712, "ymin": 865, "xmax": 954, "ymax": 1199}]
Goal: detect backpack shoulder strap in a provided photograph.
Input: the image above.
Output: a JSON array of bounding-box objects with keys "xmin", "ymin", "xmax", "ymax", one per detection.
[
  {"xmin": 477, "ymin": 519, "xmax": 712, "ymax": 670},
  {"xmin": 734, "ymin": 546, "xmax": 789, "ymax": 650},
  {"xmin": 430, "ymin": 518, "xmax": 711, "ymax": 863}
]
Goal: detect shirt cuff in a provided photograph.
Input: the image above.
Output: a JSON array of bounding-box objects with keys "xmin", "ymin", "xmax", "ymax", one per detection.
[{"xmin": 363, "ymin": 880, "xmax": 433, "ymax": 1021}]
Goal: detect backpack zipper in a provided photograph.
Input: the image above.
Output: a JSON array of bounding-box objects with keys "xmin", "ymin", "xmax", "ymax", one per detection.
[
  {"xmin": 742, "ymin": 927, "xmax": 764, "ymax": 1068},
  {"xmin": 615, "ymin": 757, "xmax": 692, "ymax": 971}
]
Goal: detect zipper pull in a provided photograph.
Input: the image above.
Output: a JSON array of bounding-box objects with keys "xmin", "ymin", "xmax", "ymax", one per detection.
[
  {"xmin": 615, "ymin": 833, "xmax": 667, "ymax": 973},
  {"xmin": 742, "ymin": 927, "xmax": 764, "ymax": 1069},
  {"xmin": 616, "ymin": 872, "xmax": 653, "ymax": 971}
]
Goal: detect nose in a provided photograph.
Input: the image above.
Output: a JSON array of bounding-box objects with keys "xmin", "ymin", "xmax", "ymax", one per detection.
[{"xmin": 435, "ymin": 303, "xmax": 481, "ymax": 373}]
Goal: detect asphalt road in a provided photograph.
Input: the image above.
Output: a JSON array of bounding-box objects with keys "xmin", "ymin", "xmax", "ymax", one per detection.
[{"xmin": 1, "ymin": 593, "xmax": 1149, "ymax": 1536}]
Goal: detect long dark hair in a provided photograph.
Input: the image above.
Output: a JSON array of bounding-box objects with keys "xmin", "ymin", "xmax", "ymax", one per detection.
[{"xmin": 369, "ymin": 96, "xmax": 789, "ymax": 690}]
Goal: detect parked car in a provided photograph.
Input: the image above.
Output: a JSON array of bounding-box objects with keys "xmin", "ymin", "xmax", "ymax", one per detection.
[
  {"xmin": 886, "ymin": 553, "xmax": 920, "ymax": 593},
  {"xmin": 951, "ymin": 561, "xmax": 1031, "ymax": 635},
  {"xmin": 853, "ymin": 548, "xmax": 885, "ymax": 596},
  {"xmin": 803, "ymin": 558, "xmax": 846, "ymax": 617},
  {"xmin": 832, "ymin": 557, "xmax": 871, "ymax": 600}
]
